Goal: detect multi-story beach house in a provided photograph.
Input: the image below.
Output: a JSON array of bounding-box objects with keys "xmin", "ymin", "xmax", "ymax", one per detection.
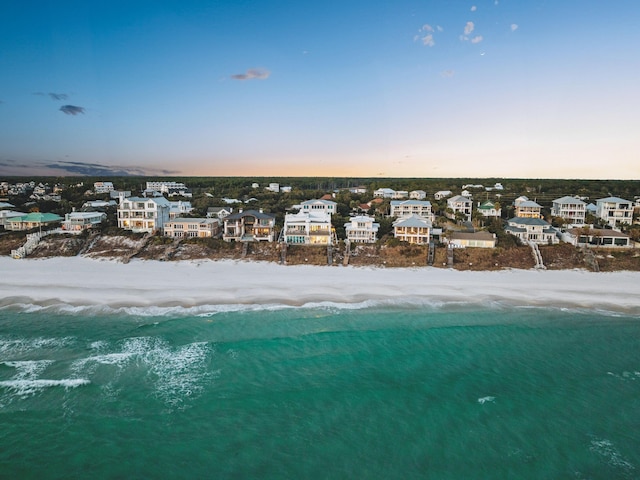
[
  {"xmin": 551, "ymin": 196, "xmax": 586, "ymax": 227},
  {"xmin": 164, "ymin": 217, "xmax": 220, "ymax": 238},
  {"xmin": 168, "ymin": 201, "xmax": 194, "ymax": 218},
  {"xmin": 223, "ymin": 209, "xmax": 276, "ymax": 242},
  {"xmin": 390, "ymin": 200, "xmax": 434, "ymax": 222},
  {"xmin": 477, "ymin": 200, "xmax": 501, "ymax": 218},
  {"xmin": 344, "ymin": 215, "xmax": 379, "ymax": 243},
  {"xmin": 393, "ymin": 214, "xmax": 432, "ymax": 245},
  {"xmin": 93, "ymin": 181, "xmax": 114, "ymax": 194},
  {"xmin": 595, "ymin": 196, "xmax": 633, "ymax": 227},
  {"xmin": 62, "ymin": 211, "xmax": 106, "ymax": 231},
  {"xmin": 505, "ymin": 217, "xmax": 558, "ymax": 244},
  {"xmin": 409, "ymin": 190, "xmax": 427, "ymax": 200},
  {"xmin": 280, "ymin": 211, "xmax": 335, "ymax": 245},
  {"xmin": 300, "ymin": 199, "xmax": 337, "ymax": 215},
  {"xmin": 513, "ymin": 196, "xmax": 542, "ymax": 219},
  {"xmin": 446, "ymin": 195, "xmax": 473, "ymax": 222},
  {"xmin": 117, "ymin": 196, "xmax": 171, "ymax": 233}
]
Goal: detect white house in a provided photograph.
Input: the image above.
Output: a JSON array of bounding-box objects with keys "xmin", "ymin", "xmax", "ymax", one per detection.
[
  {"xmin": 393, "ymin": 214, "xmax": 431, "ymax": 245},
  {"xmin": 390, "ymin": 200, "xmax": 434, "ymax": 222},
  {"xmin": 409, "ymin": 190, "xmax": 426, "ymax": 200},
  {"xmin": 344, "ymin": 215, "xmax": 379, "ymax": 243},
  {"xmin": 595, "ymin": 196, "xmax": 633, "ymax": 227},
  {"xmin": 477, "ymin": 200, "xmax": 501, "ymax": 218},
  {"xmin": 392, "ymin": 190, "xmax": 409, "ymax": 199},
  {"xmin": 169, "ymin": 201, "xmax": 194, "ymax": 218},
  {"xmin": 505, "ymin": 217, "xmax": 558, "ymax": 245},
  {"xmin": 373, "ymin": 188, "xmax": 396, "ymax": 198},
  {"xmin": 206, "ymin": 206, "xmax": 233, "ymax": 219},
  {"xmin": 300, "ymin": 199, "xmax": 337, "ymax": 215},
  {"xmin": 164, "ymin": 217, "xmax": 220, "ymax": 238},
  {"xmin": 62, "ymin": 211, "xmax": 106, "ymax": 231},
  {"xmin": 434, "ymin": 190, "xmax": 453, "ymax": 200},
  {"xmin": 94, "ymin": 181, "xmax": 114, "ymax": 194},
  {"xmin": 446, "ymin": 195, "xmax": 473, "ymax": 222},
  {"xmin": 562, "ymin": 228, "xmax": 632, "ymax": 248},
  {"xmin": 281, "ymin": 211, "xmax": 335, "ymax": 245},
  {"xmin": 349, "ymin": 186, "xmax": 368, "ymax": 194},
  {"xmin": 223, "ymin": 209, "xmax": 276, "ymax": 242},
  {"xmin": 551, "ymin": 196, "xmax": 586, "ymax": 226},
  {"xmin": 514, "ymin": 196, "xmax": 542, "ymax": 219},
  {"xmin": 266, "ymin": 183, "xmax": 280, "ymax": 193},
  {"xmin": 117, "ymin": 196, "xmax": 171, "ymax": 233}
]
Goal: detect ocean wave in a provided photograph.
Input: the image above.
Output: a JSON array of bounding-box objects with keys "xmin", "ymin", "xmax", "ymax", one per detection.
[
  {"xmin": 0, "ymin": 378, "xmax": 90, "ymax": 396},
  {"xmin": 0, "ymin": 336, "xmax": 76, "ymax": 356}
]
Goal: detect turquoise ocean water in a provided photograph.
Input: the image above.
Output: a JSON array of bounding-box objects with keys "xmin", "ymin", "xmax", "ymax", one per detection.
[{"xmin": 1, "ymin": 301, "xmax": 639, "ymax": 479}]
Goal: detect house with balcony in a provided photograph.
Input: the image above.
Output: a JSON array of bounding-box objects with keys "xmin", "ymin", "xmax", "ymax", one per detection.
[
  {"xmin": 344, "ymin": 215, "xmax": 379, "ymax": 243},
  {"xmin": 551, "ymin": 196, "xmax": 586, "ymax": 227},
  {"xmin": 280, "ymin": 211, "xmax": 335, "ymax": 245},
  {"xmin": 390, "ymin": 200, "xmax": 434, "ymax": 222},
  {"xmin": 595, "ymin": 196, "xmax": 633, "ymax": 227},
  {"xmin": 393, "ymin": 214, "xmax": 432, "ymax": 245},
  {"xmin": 62, "ymin": 211, "xmax": 106, "ymax": 231},
  {"xmin": 5, "ymin": 212, "xmax": 63, "ymax": 231},
  {"xmin": 477, "ymin": 200, "xmax": 501, "ymax": 218},
  {"xmin": 513, "ymin": 196, "xmax": 542, "ymax": 219},
  {"xmin": 223, "ymin": 209, "xmax": 276, "ymax": 242},
  {"xmin": 300, "ymin": 199, "xmax": 337, "ymax": 215},
  {"xmin": 373, "ymin": 188, "xmax": 396, "ymax": 198},
  {"xmin": 93, "ymin": 181, "xmax": 114, "ymax": 194},
  {"xmin": 446, "ymin": 195, "xmax": 473, "ymax": 222},
  {"xmin": 164, "ymin": 217, "xmax": 220, "ymax": 238},
  {"xmin": 117, "ymin": 196, "xmax": 171, "ymax": 233},
  {"xmin": 409, "ymin": 190, "xmax": 426, "ymax": 200},
  {"xmin": 505, "ymin": 217, "xmax": 559, "ymax": 245}
]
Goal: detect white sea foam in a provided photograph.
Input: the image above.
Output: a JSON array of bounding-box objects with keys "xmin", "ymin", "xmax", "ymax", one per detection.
[
  {"xmin": 0, "ymin": 336, "xmax": 76, "ymax": 356},
  {"xmin": 589, "ymin": 438, "xmax": 635, "ymax": 472},
  {"xmin": 2, "ymin": 360, "xmax": 53, "ymax": 380},
  {"xmin": 477, "ymin": 396, "xmax": 495, "ymax": 404},
  {"xmin": 0, "ymin": 378, "xmax": 90, "ymax": 396}
]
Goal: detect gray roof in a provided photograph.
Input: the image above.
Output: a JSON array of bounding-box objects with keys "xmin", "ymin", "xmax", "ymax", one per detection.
[
  {"xmin": 390, "ymin": 199, "xmax": 432, "ymax": 206},
  {"xmin": 553, "ymin": 196, "xmax": 586, "ymax": 205},
  {"xmin": 516, "ymin": 200, "xmax": 542, "ymax": 208},
  {"xmin": 567, "ymin": 228, "xmax": 629, "ymax": 238},
  {"xmin": 449, "ymin": 231, "xmax": 495, "ymax": 241},
  {"xmin": 225, "ymin": 209, "xmax": 275, "ymax": 220},
  {"xmin": 507, "ymin": 217, "xmax": 551, "ymax": 227},
  {"xmin": 393, "ymin": 214, "xmax": 431, "ymax": 228},
  {"xmin": 596, "ymin": 196, "xmax": 632, "ymax": 204},
  {"xmin": 448, "ymin": 195, "xmax": 472, "ymax": 203}
]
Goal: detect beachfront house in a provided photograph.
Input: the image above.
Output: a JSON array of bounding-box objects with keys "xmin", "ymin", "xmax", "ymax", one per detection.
[
  {"xmin": 505, "ymin": 217, "xmax": 559, "ymax": 245},
  {"xmin": 595, "ymin": 196, "xmax": 633, "ymax": 227},
  {"xmin": 223, "ymin": 209, "xmax": 276, "ymax": 242},
  {"xmin": 164, "ymin": 217, "xmax": 220, "ymax": 238},
  {"xmin": 477, "ymin": 200, "xmax": 501, "ymax": 218},
  {"xmin": 117, "ymin": 196, "xmax": 171, "ymax": 233},
  {"xmin": 390, "ymin": 200, "xmax": 435, "ymax": 222},
  {"xmin": 5, "ymin": 212, "xmax": 63, "ymax": 231},
  {"xmin": 344, "ymin": 215, "xmax": 379, "ymax": 243},
  {"xmin": 551, "ymin": 196, "xmax": 586, "ymax": 227},
  {"xmin": 0, "ymin": 210, "xmax": 26, "ymax": 228},
  {"xmin": 446, "ymin": 195, "xmax": 473, "ymax": 222},
  {"xmin": 513, "ymin": 196, "xmax": 542, "ymax": 219},
  {"xmin": 280, "ymin": 211, "xmax": 336, "ymax": 245},
  {"xmin": 300, "ymin": 199, "xmax": 337, "ymax": 215},
  {"xmin": 409, "ymin": 190, "xmax": 427, "ymax": 200},
  {"xmin": 62, "ymin": 211, "xmax": 106, "ymax": 231},
  {"xmin": 393, "ymin": 214, "xmax": 432, "ymax": 245},
  {"xmin": 448, "ymin": 231, "xmax": 497, "ymax": 248},
  {"xmin": 561, "ymin": 228, "xmax": 632, "ymax": 248}
]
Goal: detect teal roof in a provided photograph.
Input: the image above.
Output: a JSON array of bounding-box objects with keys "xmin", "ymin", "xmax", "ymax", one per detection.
[{"xmin": 9, "ymin": 212, "xmax": 63, "ymax": 223}]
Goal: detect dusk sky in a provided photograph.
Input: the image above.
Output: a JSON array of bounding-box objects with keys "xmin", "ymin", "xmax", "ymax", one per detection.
[{"xmin": 1, "ymin": 1, "xmax": 639, "ymax": 178}]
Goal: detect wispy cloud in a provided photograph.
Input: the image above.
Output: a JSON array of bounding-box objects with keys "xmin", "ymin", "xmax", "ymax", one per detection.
[
  {"xmin": 511, "ymin": 24, "xmax": 519, "ymax": 32},
  {"xmin": 60, "ymin": 105, "xmax": 85, "ymax": 115},
  {"xmin": 33, "ymin": 92, "xmax": 69, "ymax": 100},
  {"xmin": 464, "ymin": 21, "xmax": 475, "ymax": 36},
  {"xmin": 471, "ymin": 6, "xmax": 477, "ymax": 11},
  {"xmin": 440, "ymin": 70, "xmax": 455, "ymax": 78},
  {"xmin": 415, "ymin": 23, "xmax": 441, "ymax": 47},
  {"xmin": 471, "ymin": 35, "xmax": 483, "ymax": 44},
  {"xmin": 230, "ymin": 68, "xmax": 271, "ymax": 81}
]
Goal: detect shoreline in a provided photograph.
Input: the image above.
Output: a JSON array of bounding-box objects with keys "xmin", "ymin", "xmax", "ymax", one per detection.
[{"xmin": 2, "ymin": 257, "xmax": 640, "ymax": 313}]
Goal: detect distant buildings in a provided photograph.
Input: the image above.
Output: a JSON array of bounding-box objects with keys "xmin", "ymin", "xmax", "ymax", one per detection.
[{"xmin": 94, "ymin": 181, "xmax": 114, "ymax": 194}]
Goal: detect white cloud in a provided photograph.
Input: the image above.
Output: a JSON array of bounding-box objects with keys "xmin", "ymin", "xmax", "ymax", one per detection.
[
  {"xmin": 471, "ymin": 35, "xmax": 483, "ymax": 44},
  {"xmin": 436, "ymin": 25, "xmax": 443, "ymax": 32},
  {"xmin": 511, "ymin": 24, "xmax": 518, "ymax": 32},
  {"xmin": 471, "ymin": 6, "xmax": 477, "ymax": 11},
  {"xmin": 230, "ymin": 68, "xmax": 271, "ymax": 81},
  {"xmin": 422, "ymin": 24, "xmax": 433, "ymax": 32},
  {"xmin": 422, "ymin": 34, "xmax": 435, "ymax": 47},
  {"xmin": 464, "ymin": 21, "xmax": 474, "ymax": 35},
  {"xmin": 440, "ymin": 70, "xmax": 455, "ymax": 78}
]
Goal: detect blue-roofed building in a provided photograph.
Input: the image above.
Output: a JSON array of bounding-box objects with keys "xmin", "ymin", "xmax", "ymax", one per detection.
[{"xmin": 505, "ymin": 217, "xmax": 559, "ymax": 245}]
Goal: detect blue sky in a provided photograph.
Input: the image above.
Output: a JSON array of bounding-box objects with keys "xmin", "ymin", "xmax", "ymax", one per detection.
[{"xmin": 1, "ymin": 0, "xmax": 639, "ymax": 178}]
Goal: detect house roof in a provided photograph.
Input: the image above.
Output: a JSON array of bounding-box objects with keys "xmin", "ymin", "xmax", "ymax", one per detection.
[
  {"xmin": 0, "ymin": 202, "xmax": 15, "ymax": 209},
  {"xmin": 507, "ymin": 217, "xmax": 551, "ymax": 227},
  {"xmin": 449, "ymin": 231, "xmax": 495, "ymax": 241},
  {"xmin": 553, "ymin": 196, "xmax": 586, "ymax": 205},
  {"xmin": 448, "ymin": 195, "xmax": 472, "ymax": 203},
  {"xmin": 9, "ymin": 212, "xmax": 63, "ymax": 223},
  {"xmin": 567, "ymin": 228, "xmax": 629, "ymax": 238},
  {"xmin": 301, "ymin": 198, "xmax": 337, "ymax": 206},
  {"xmin": 125, "ymin": 196, "xmax": 171, "ymax": 206},
  {"xmin": 477, "ymin": 200, "xmax": 497, "ymax": 209},
  {"xmin": 207, "ymin": 206, "xmax": 232, "ymax": 213},
  {"xmin": 596, "ymin": 196, "xmax": 632, "ymax": 204},
  {"xmin": 225, "ymin": 209, "xmax": 275, "ymax": 220},
  {"xmin": 516, "ymin": 200, "xmax": 542, "ymax": 208},
  {"xmin": 390, "ymin": 199, "xmax": 432, "ymax": 206},
  {"xmin": 393, "ymin": 214, "xmax": 432, "ymax": 228}
]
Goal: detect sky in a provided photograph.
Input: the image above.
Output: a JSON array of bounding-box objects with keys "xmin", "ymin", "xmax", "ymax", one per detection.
[{"xmin": 1, "ymin": 0, "xmax": 639, "ymax": 179}]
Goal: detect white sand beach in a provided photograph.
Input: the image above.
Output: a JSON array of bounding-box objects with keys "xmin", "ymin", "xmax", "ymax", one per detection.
[{"xmin": 1, "ymin": 257, "xmax": 639, "ymax": 313}]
